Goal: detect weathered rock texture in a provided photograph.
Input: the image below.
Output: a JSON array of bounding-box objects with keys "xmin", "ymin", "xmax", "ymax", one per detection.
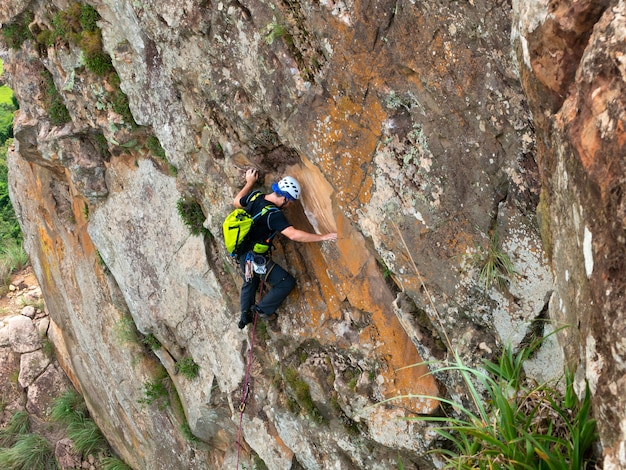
[
  {"xmin": 0, "ymin": 0, "xmax": 622, "ymax": 468},
  {"xmin": 513, "ymin": 1, "xmax": 626, "ymax": 468}
]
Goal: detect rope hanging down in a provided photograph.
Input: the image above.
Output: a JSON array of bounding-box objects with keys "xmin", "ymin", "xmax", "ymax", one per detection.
[{"xmin": 235, "ymin": 279, "xmax": 264, "ymax": 468}]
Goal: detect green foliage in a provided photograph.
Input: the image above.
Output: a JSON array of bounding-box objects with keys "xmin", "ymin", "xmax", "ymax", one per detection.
[
  {"xmin": 138, "ymin": 368, "xmax": 170, "ymax": 410},
  {"xmin": 50, "ymin": 390, "xmax": 88, "ymax": 426},
  {"xmin": 41, "ymin": 70, "xmax": 71, "ymax": 125},
  {"xmin": 79, "ymin": 4, "xmax": 100, "ymax": 32},
  {"xmin": 101, "ymin": 456, "xmax": 132, "ymax": 470},
  {"xmin": 80, "ymin": 31, "xmax": 113, "ymax": 76},
  {"xmin": 146, "ymin": 135, "xmax": 166, "ymax": 160},
  {"xmin": 469, "ymin": 229, "xmax": 517, "ymax": 291},
  {"xmin": 0, "ymin": 85, "xmax": 22, "ymax": 254},
  {"xmin": 141, "ymin": 333, "xmax": 161, "ymax": 351},
  {"xmin": 0, "ymin": 433, "xmax": 56, "ymax": 469},
  {"xmin": 51, "ymin": 390, "xmax": 107, "ymax": 458},
  {"xmin": 175, "ymin": 356, "xmax": 199, "ymax": 380},
  {"xmin": 67, "ymin": 417, "xmax": 107, "ymax": 457},
  {"xmin": 0, "ymin": 410, "xmax": 29, "ymax": 446},
  {"xmin": 180, "ymin": 422, "xmax": 199, "ymax": 444},
  {"xmin": 1, "ymin": 12, "xmax": 34, "ymax": 49},
  {"xmin": 407, "ymin": 345, "xmax": 598, "ymax": 469},
  {"xmin": 265, "ymin": 22, "xmax": 289, "ymax": 45},
  {"xmin": 109, "ymin": 87, "xmax": 136, "ymax": 127},
  {"xmin": 176, "ymin": 198, "xmax": 207, "ymax": 237},
  {"xmin": 283, "ymin": 367, "xmax": 326, "ymax": 424}
]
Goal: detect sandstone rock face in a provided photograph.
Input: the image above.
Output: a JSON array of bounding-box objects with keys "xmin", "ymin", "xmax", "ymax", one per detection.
[
  {"xmin": 513, "ymin": 1, "xmax": 626, "ymax": 468},
  {"xmin": 2, "ymin": 0, "xmax": 619, "ymax": 468}
]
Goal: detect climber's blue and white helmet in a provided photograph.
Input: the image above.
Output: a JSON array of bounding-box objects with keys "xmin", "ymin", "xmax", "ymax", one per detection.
[{"xmin": 272, "ymin": 176, "xmax": 301, "ymax": 201}]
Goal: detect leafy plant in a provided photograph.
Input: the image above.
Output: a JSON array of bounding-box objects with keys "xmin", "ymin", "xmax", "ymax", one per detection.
[
  {"xmin": 176, "ymin": 198, "xmax": 207, "ymax": 237},
  {"xmin": 404, "ymin": 345, "xmax": 598, "ymax": 469},
  {"xmin": 0, "ymin": 433, "xmax": 56, "ymax": 469},
  {"xmin": 80, "ymin": 31, "xmax": 113, "ymax": 76},
  {"xmin": 0, "ymin": 239, "xmax": 29, "ymax": 292},
  {"xmin": 79, "ymin": 4, "xmax": 100, "ymax": 32},
  {"xmin": 180, "ymin": 422, "xmax": 199, "ymax": 444},
  {"xmin": 41, "ymin": 70, "xmax": 71, "ymax": 125},
  {"xmin": 175, "ymin": 356, "xmax": 199, "ymax": 380}
]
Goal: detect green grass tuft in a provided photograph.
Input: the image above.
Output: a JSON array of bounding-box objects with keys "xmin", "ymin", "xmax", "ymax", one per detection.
[
  {"xmin": 175, "ymin": 356, "xmax": 200, "ymax": 380},
  {"xmin": 67, "ymin": 416, "xmax": 107, "ymax": 457},
  {"xmin": 0, "ymin": 410, "xmax": 29, "ymax": 446},
  {"xmin": 0, "ymin": 240, "xmax": 29, "ymax": 292},
  {"xmin": 403, "ymin": 342, "xmax": 598, "ymax": 469},
  {"xmin": 146, "ymin": 135, "xmax": 167, "ymax": 160},
  {"xmin": 0, "ymin": 433, "xmax": 56, "ymax": 469},
  {"xmin": 49, "ymin": 390, "xmax": 87, "ymax": 426},
  {"xmin": 1, "ymin": 12, "xmax": 34, "ymax": 50},
  {"xmin": 101, "ymin": 456, "xmax": 132, "ymax": 470}
]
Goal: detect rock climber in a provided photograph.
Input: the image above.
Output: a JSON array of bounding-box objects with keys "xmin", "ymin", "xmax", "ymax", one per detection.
[{"xmin": 234, "ymin": 168, "xmax": 337, "ymax": 329}]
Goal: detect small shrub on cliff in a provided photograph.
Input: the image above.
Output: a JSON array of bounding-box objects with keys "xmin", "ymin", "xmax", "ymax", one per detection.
[
  {"xmin": 80, "ymin": 30, "xmax": 113, "ymax": 76},
  {"xmin": 138, "ymin": 367, "xmax": 171, "ymax": 410},
  {"xmin": 1, "ymin": 12, "xmax": 34, "ymax": 50},
  {"xmin": 146, "ymin": 135, "xmax": 166, "ymax": 160},
  {"xmin": 79, "ymin": 4, "xmax": 100, "ymax": 32},
  {"xmin": 112, "ymin": 315, "xmax": 140, "ymax": 346},
  {"xmin": 175, "ymin": 356, "xmax": 199, "ymax": 380},
  {"xmin": 41, "ymin": 70, "xmax": 71, "ymax": 125},
  {"xmin": 176, "ymin": 197, "xmax": 207, "ymax": 237},
  {"xmin": 141, "ymin": 333, "xmax": 161, "ymax": 351}
]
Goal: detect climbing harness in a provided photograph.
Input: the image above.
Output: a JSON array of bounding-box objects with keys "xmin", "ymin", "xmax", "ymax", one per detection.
[{"xmin": 235, "ymin": 278, "xmax": 265, "ymax": 468}]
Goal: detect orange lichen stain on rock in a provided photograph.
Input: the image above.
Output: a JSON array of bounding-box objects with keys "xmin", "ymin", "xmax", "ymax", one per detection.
[
  {"xmin": 71, "ymin": 195, "xmax": 98, "ymax": 263},
  {"xmin": 37, "ymin": 226, "xmax": 55, "ymax": 287},
  {"xmin": 334, "ymin": 214, "xmax": 439, "ymax": 414},
  {"xmin": 316, "ymin": 93, "xmax": 385, "ymax": 204},
  {"xmin": 361, "ymin": 293, "xmax": 439, "ymax": 414}
]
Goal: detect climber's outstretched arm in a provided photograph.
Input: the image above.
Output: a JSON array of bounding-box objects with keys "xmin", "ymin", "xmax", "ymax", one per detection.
[{"xmin": 281, "ymin": 226, "xmax": 337, "ymax": 243}]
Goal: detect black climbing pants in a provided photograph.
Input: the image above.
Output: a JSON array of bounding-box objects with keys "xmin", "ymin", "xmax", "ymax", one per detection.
[{"xmin": 238, "ymin": 254, "xmax": 296, "ymax": 316}]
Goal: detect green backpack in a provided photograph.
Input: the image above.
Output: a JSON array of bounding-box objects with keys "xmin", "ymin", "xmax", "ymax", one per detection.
[{"xmin": 222, "ymin": 192, "xmax": 278, "ymax": 256}]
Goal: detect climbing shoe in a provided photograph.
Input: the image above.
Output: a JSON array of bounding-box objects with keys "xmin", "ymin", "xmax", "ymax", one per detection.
[
  {"xmin": 237, "ymin": 310, "xmax": 253, "ymax": 329},
  {"xmin": 258, "ymin": 310, "xmax": 277, "ymax": 322}
]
